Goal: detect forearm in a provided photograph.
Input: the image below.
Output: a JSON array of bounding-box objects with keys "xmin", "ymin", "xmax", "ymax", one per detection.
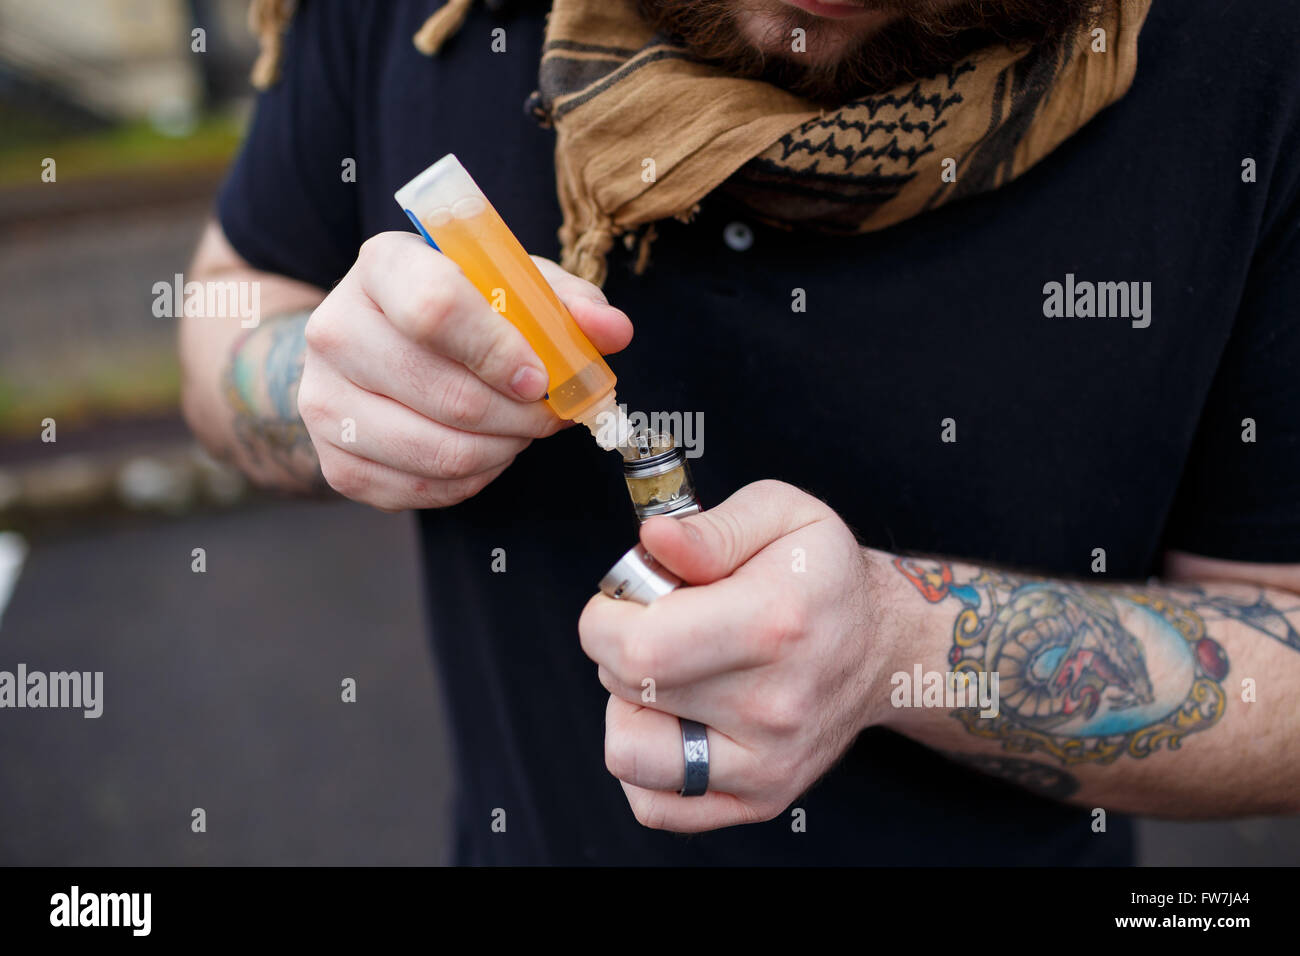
[
  {"xmin": 178, "ymin": 222, "xmax": 327, "ymax": 493},
  {"xmin": 874, "ymin": 551, "xmax": 1300, "ymax": 817},
  {"xmin": 189, "ymin": 310, "xmax": 326, "ymax": 492}
]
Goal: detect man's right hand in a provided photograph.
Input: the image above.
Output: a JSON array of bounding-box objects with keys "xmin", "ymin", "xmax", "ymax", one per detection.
[{"xmin": 297, "ymin": 231, "xmax": 633, "ymax": 511}]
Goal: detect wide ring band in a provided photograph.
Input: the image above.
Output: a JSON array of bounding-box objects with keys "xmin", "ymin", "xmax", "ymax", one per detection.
[{"xmin": 679, "ymin": 718, "xmax": 710, "ymax": 797}]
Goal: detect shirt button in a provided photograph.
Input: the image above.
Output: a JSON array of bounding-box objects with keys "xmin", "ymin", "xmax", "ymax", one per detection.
[{"xmin": 723, "ymin": 221, "xmax": 754, "ymax": 251}]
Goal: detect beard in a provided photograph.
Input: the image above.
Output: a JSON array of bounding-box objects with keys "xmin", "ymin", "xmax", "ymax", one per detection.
[{"xmin": 634, "ymin": 0, "xmax": 1108, "ymax": 106}]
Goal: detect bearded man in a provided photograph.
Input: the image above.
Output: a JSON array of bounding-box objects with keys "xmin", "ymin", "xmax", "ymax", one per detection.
[{"xmin": 181, "ymin": 0, "xmax": 1300, "ymax": 865}]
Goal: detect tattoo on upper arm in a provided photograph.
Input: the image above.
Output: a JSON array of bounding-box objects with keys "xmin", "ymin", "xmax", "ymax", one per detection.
[
  {"xmin": 222, "ymin": 311, "xmax": 326, "ymax": 489},
  {"xmin": 894, "ymin": 558, "xmax": 1235, "ymax": 766}
]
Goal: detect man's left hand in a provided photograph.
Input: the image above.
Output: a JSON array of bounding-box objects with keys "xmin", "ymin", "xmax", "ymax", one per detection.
[{"xmin": 578, "ymin": 479, "xmax": 897, "ymax": 832}]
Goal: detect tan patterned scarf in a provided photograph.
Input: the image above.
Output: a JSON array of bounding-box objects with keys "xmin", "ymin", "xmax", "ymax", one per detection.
[
  {"xmin": 536, "ymin": 0, "xmax": 1151, "ymax": 284},
  {"xmin": 250, "ymin": 0, "xmax": 1151, "ymax": 286}
]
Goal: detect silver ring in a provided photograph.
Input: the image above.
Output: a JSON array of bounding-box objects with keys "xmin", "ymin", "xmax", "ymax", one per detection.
[{"xmin": 679, "ymin": 718, "xmax": 709, "ymax": 796}]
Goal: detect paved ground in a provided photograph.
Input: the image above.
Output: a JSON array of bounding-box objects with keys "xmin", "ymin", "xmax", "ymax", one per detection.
[{"xmin": 0, "ymin": 498, "xmax": 448, "ymax": 865}]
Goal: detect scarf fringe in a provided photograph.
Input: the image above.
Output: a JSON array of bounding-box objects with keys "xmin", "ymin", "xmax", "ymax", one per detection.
[
  {"xmin": 250, "ymin": 0, "xmax": 474, "ymax": 87},
  {"xmin": 414, "ymin": 0, "xmax": 475, "ymax": 55},
  {"xmin": 248, "ymin": 0, "xmax": 297, "ymax": 90},
  {"xmin": 631, "ymin": 223, "xmax": 657, "ymax": 277},
  {"xmin": 562, "ymin": 222, "xmax": 616, "ymax": 287}
]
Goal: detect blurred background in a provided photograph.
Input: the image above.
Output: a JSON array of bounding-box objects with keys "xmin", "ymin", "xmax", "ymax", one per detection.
[{"xmin": 0, "ymin": 0, "xmax": 1295, "ymax": 866}]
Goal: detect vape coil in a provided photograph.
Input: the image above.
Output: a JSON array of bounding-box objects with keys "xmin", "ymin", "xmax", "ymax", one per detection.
[{"xmin": 621, "ymin": 429, "xmax": 699, "ymax": 523}]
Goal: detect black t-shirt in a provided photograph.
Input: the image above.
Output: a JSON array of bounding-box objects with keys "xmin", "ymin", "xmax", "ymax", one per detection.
[{"xmin": 218, "ymin": 0, "xmax": 1300, "ymax": 864}]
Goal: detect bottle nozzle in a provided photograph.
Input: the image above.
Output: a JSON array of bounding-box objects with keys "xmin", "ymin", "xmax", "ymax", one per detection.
[{"xmin": 573, "ymin": 392, "xmax": 634, "ymax": 453}]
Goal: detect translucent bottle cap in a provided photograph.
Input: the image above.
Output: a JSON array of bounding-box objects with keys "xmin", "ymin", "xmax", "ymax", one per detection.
[{"xmin": 394, "ymin": 154, "xmax": 488, "ymax": 226}]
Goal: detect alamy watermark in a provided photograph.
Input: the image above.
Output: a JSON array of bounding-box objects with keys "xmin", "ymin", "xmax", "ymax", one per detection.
[
  {"xmin": 50, "ymin": 886, "xmax": 150, "ymax": 936},
  {"xmin": 594, "ymin": 405, "xmax": 705, "ymax": 457},
  {"xmin": 152, "ymin": 273, "xmax": 261, "ymax": 328},
  {"xmin": 1042, "ymin": 274, "xmax": 1151, "ymax": 328},
  {"xmin": 891, "ymin": 665, "xmax": 999, "ymax": 718},
  {"xmin": 0, "ymin": 664, "xmax": 102, "ymax": 718}
]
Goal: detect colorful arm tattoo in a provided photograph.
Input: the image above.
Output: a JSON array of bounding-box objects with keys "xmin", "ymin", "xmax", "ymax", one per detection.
[
  {"xmin": 890, "ymin": 558, "xmax": 1290, "ymax": 766},
  {"xmin": 222, "ymin": 310, "xmax": 326, "ymax": 490}
]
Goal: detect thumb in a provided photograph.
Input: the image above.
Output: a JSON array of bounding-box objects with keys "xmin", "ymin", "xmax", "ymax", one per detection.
[{"xmin": 639, "ymin": 480, "xmax": 830, "ymax": 585}]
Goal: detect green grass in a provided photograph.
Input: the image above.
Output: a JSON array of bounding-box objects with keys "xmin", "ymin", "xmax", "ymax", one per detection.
[
  {"xmin": 0, "ymin": 113, "xmax": 244, "ymax": 188},
  {"xmin": 0, "ymin": 349, "xmax": 181, "ymax": 438}
]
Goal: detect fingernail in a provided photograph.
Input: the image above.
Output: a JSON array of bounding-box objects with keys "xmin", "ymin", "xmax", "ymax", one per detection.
[
  {"xmin": 511, "ymin": 365, "xmax": 548, "ymax": 401},
  {"xmin": 586, "ymin": 293, "xmax": 624, "ymax": 317},
  {"xmin": 591, "ymin": 301, "xmax": 629, "ymax": 326}
]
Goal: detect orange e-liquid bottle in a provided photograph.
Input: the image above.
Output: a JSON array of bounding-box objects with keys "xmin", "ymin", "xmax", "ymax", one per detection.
[{"xmin": 395, "ymin": 155, "xmax": 629, "ymax": 450}]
